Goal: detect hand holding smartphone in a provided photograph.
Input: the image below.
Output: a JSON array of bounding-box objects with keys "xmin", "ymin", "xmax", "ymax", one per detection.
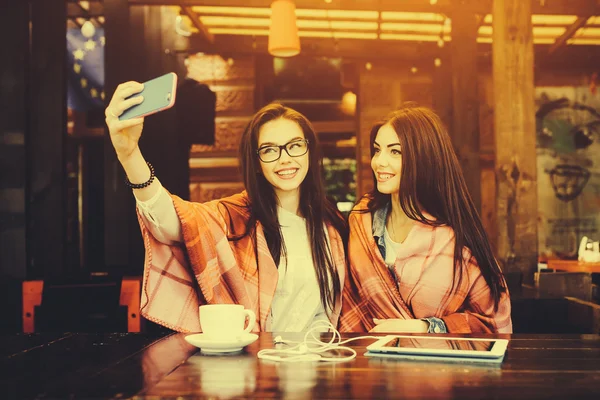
[{"xmin": 119, "ymin": 72, "xmax": 178, "ymax": 120}]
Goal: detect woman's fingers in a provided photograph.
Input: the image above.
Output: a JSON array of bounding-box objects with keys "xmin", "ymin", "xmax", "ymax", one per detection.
[
  {"xmin": 114, "ymin": 117, "xmax": 144, "ymax": 132},
  {"xmin": 116, "ymin": 82, "xmax": 144, "ymax": 102},
  {"xmin": 106, "ymin": 117, "xmax": 144, "ymax": 135},
  {"xmin": 370, "ymin": 320, "xmax": 395, "ymax": 333},
  {"xmin": 113, "ymin": 96, "xmax": 144, "ymax": 117},
  {"xmin": 105, "ymin": 81, "xmax": 144, "ymax": 118},
  {"xmin": 369, "ymin": 325, "xmax": 384, "ymax": 333},
  {"xmin": 105, "ymin": 107, "xmax": 121, "ymax": 119},
  {"xmin": 373, "ymin": 318, "xmax": 402, "ymax": 326},
  {"xmin": 115, "ymin": 81, "xmax": 144, "ymax": 96}
]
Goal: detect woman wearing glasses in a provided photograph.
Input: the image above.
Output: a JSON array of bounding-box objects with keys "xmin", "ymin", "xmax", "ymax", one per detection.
[
  {"xmin": 105, "ymin": 82, "xmax": 347, "ymax": 333},
  {"xmin": 339, "ymin": 104, "xmax": 512, "ymax": 334}
]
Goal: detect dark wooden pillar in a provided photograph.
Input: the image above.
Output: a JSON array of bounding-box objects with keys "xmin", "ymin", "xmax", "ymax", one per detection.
[
  {"xmin": 493, "ymin": 0, "xmax": 537, "ymax": 283},
  {"xmin": 104, "ymin": 4, "xmax": 186, "ymax": 273},
  {"xmin": 0, "ymin": 0, "xmax": 31, "ymax": 332},
  {"xmin": 450, "ymin": 3, "xmax": 481, "ymax": 212},
  {"xmin": 104, "ymin": 0, "xmax": 138, "ymax": 271},
  {"xmin": 0, "ymin": 0, "xmax": 29, "ymax": 281},
  {"xmin": 1, "ymin": 0, "xmax": 66, "ymax": 329},
  {"xmin": 136, "ymin": 7, "xmax": 189, "ymax": 201},
  {"xmin": 28, "ymin": 0, "xmax": 68, "ymax": 279}
]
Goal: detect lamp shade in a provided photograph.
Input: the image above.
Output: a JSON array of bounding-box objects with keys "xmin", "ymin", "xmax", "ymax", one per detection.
[{"xmin": 268, "ymin": 0, "xmax": 300, "ymax": 57}]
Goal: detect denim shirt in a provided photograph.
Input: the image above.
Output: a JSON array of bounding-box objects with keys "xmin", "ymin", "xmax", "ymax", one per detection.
[
  {"xmin": 371, "ymin": 202, "xmax": 448, "ymax": 334},
  {"xmin": 372, "ymin": 203, "xmax": 391, "ymax": 263}
]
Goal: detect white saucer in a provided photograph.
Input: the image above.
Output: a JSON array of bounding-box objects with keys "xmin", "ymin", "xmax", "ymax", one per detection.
[{"xmin": 184, "ymin": 333, "xmax": 259, "ymax": 354}]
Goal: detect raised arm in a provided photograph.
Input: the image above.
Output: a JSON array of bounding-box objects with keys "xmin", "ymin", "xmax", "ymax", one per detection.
[
  {"xmin": 105, "ymin": 81, "xmax": 182, "ymax": 243},
  {"xmin": 105, "ymin": 81, "xmax": 159, "ymax": 201}
]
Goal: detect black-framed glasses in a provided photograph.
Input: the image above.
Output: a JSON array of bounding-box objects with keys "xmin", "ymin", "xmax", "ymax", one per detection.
[{"xmin": 256, "ymin": 139, "xmax": 309, "ymax": 163}]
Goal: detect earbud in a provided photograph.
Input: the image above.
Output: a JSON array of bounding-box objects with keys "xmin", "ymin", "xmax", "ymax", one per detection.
[
  {"xmin": 274, "ymin": 335, "xmax": 284, "ymax": 344},
  {"xmin": 298, "ymin": 343, "xmax": 308, "ymax": 354}
]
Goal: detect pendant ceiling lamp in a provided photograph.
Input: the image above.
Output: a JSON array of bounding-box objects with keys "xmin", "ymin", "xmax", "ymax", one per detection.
[{"xmin": 268, "ymin": 0, "xmax": 301, "ymax": 57}]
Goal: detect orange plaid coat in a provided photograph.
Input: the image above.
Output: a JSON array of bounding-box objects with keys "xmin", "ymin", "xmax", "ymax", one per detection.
[
  {"xmin": 339, "ymin": 198, "xmax": 512, "ymax": 333},
  {"xmin": 138, "ymin": 192, "xmax": 346, "ymax": 333}
]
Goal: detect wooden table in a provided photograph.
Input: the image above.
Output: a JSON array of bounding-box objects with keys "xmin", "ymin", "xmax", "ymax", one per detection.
[
  {"xmin": 2, "ymin": 332, "xmax": 600, "ymax": 399},
  {"xmin": 547, "ymin": 260, "xmax": 600, "ymax": 273}
]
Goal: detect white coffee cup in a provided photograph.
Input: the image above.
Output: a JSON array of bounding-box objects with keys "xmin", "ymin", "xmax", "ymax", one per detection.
[{"xmin": 199, "ymin": 304, "xmax": 256, "ymax": 339}]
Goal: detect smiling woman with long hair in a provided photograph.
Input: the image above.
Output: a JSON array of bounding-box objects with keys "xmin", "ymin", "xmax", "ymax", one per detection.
[
  {"xmin": 105, "ymin": 80, "xmax": 346, "ymax": 333},
  {"xmin": 340, "ymin": 104, "xmax": 512, "ymax": 334}
]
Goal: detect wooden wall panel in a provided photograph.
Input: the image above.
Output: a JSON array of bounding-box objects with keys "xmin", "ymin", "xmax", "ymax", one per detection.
[
  {"xmin": 191, "ymin": 117, "xmax": 251, "ymax": 154},
  {"xmin": 186, "ymin": 54, "xmax": 254, "ymax": 203},
  {"xmin": 190, "ymin": 183, "xmax": 245, "ymax": 204},
  {"xmin": 214, "ymin": 87, "xmax": 255, "ymax": 114},
  {"xmin": 357, "ymin": 63, "xmax": 433, "ymax": 198},
  {"xmin": 187, "ymin": 55, "xmax": 255, "ymax": 83}
]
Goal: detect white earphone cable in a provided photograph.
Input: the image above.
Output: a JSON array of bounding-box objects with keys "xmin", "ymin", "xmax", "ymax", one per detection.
[{"xmin": 257, "ymin": 320, "xmax": 381, "ymax": 363}]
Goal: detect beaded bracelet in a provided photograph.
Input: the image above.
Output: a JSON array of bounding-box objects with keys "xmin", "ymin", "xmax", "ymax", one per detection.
[{"xmin": 125, "ymin": 162, "xmax": 155, "ymax": 189}]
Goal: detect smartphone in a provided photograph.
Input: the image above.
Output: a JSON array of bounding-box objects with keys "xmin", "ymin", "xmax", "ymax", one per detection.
[{"xmin": 119, "ymin": 72, "xmax": 178, "ymax": 120}]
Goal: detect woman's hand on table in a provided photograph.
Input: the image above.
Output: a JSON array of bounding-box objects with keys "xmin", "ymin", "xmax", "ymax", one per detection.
[{"xmin": 369, "ymin": 318, "xmax": 429, "ymax": 333}]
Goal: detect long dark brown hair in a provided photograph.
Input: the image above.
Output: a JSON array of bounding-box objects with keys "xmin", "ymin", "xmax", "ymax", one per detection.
[
  {"xmin": 364, "ymin": 104, "xmax": 507, "ymax": 310},
  {"xmin": 225, "ymin": 103, "xmax": 346, "ymax": 315}
]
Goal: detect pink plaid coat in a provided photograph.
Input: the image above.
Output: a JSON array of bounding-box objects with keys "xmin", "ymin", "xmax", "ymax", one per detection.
[
  {"xmin": 138, "ymin": 192, "xmax": 346, "ymax": 333},
  {"xmin": 339, "ymin": 198, "xmax": 512, "ymax": 333}
]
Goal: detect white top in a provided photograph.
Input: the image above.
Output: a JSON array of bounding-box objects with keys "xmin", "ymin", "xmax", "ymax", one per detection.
[
  {"xmin": 134, "ymin": 185, "xmax": 328, "ymax": 332},
  {"xmin": 383, "ymin": 225, "xmax": 402, "ymax": 267},
  {"xmin": 270, "ymin": 206, "xmax": 328, "ymax": 333}
]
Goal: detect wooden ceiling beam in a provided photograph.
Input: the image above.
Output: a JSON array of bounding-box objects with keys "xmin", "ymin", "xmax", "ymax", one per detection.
[
  {"xmin": 179, "ymin": 34, "xmax": 600, "ymax": 72},
  {"xmin": 181, "ymin": 6, "xmax": 214, "ymax": 44},
  {"xmin": 128, "ymin": 0, "xmax": 467, "ymax": 13},
  {"xmin": 532, "ymin": 0, "xmax": 599, "ymax": 16},
  {"xmin": 183, "ymin": 33, "xmax": 443, "ymax": 63},
  {"xmin": 128, "ymin": 0, "xmax": 599, "ymax": 16},
  {"xmin": 547, "ymin": 15, "xmax": 591, "ymax": 55}
]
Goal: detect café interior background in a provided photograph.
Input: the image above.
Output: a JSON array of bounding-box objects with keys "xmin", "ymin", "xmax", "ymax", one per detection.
[{"xmin": 1, "ymin": 0, "xmax": 600, "ymax": 334}]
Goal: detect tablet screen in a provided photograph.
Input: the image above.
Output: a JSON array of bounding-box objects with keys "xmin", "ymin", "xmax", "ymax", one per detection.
[{"xmin": 381, "ymin": 337, "xmax": 496, "ymax": 352}]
